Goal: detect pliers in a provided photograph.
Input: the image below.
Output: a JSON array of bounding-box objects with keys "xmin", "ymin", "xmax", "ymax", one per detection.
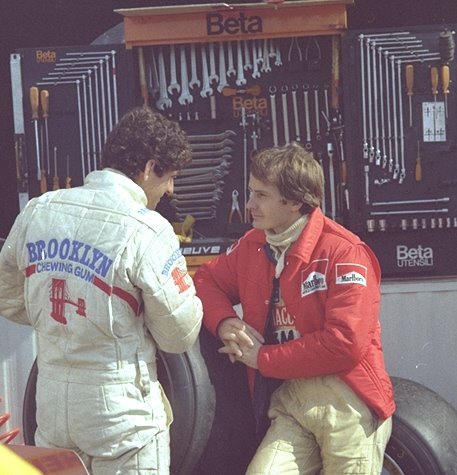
[{"xmin": 229, "ymin": 189, "xmax": 243, "ymax": 223}]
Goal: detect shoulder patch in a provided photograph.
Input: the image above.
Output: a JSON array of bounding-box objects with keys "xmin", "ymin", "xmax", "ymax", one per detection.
[
  {"xmin": 335, "ymin": 263, "xmax": 367, "ymax": 286},
  {"xmin": 301, "ymin": 259, "xmax": 328, "ymax": 297}
]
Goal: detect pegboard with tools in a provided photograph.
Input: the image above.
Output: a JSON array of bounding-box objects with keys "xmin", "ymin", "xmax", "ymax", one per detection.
[
  {"xmin": 342, "ymin": 24, "xmax": 457, "ymax": 277},
  {"xmin": 143, "ymin": 35, "xmax": 345, "ymax": 238},
  {"xmin": 10, "ymin": 44, "xmax": 134, "ymax": 206}
]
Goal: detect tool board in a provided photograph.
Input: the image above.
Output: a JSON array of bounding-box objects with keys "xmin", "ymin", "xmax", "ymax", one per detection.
[{"xmin": 9, "ymin": 21, "xmax": 457, "ymax": 278}]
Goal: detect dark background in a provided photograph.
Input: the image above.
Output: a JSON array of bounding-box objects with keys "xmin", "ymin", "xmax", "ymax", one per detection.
[{"xmin": 1, "ymin": 0, "xmax": 456, "ymax": 237}]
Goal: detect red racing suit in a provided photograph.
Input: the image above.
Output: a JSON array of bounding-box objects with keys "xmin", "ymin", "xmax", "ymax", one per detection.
[{"xmin": 195, "ymin": 207, "xmax": 395, "ymax": 419}]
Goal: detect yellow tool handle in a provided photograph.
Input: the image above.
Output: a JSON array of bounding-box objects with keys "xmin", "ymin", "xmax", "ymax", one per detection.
[
  {"xmin": 441, "ymin": 65, "xmax": 450, "ymax": 94},
  {"xmin": 331, "ymin": 36, "xmax": 340, "ymax": 111},
  {"xmin": 40, "ymin": 89, "xmax": 49, "ymax": 119},
  {"xmin": 30, "ymin": 86, "xmax": 39, "ymax": 120},
  {"xmin": 40, "ymin": 170, "xmax": 47, "ymax": 194},
  {"xmin": 53, "ymin": 175, "xmax": 60, "ymax": 190},
  {"xmin": 431, "ymin": 66, "xmax": 439, "ymax": 96},
  {"xmin": 405, "ymin": 64, "xmax": 414, "ymax": 96},
  {"xmin": 415, "ymin": 140, "xmax": 422, "ymax": 182}
]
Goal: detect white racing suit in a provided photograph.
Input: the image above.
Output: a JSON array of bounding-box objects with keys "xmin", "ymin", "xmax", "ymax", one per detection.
[{"xmin": 0, "ymin": 169, "xmax": 203, "ymax": 474}]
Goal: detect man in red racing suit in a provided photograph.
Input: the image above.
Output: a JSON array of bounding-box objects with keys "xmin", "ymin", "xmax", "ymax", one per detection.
[{"xmin": 195, "ymin": 143, "xmax": 395, "ymax": 474}]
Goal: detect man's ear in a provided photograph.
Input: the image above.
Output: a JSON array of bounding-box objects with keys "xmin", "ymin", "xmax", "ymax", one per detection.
[{"xmin": 144, "ymin": 159, "xmax": 155, "ymax": 180}]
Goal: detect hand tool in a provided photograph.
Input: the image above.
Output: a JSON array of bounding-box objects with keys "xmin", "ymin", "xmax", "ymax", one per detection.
[
  {"xmin": 156, "ymin": 48, "xmax": 172, "ymax": 110},
  {"xmin": 372, "ymin": 197, "xmax": 450, "ymax": 206},
  {"xmin": 227, "ymin": 41, "xmax": 236, "ymax": 77},
  {"xmin": 187, "ymin": 130, "xmax": 236, "ymax": 142},
  {"xmin": 261, "ymin": 39, "xmax": 272, "ymax": 73},
  {"xmin": 431, "ymin": 65, "xmax": 439, "ymax": 103},
  {"xmin": 191, "ymin": 147, "xmax": 233, "ymax": 158},
  {"xmin": 313, "ymin": 86, "xmax": 321, "ymax": 142},
  {"xmin": 146, "ymin": 47, "xmax": 160, "ymax": 99},
  {"xmin": 274, "ymin": 43, "xmax": 282, "ymax": 66},
  {"xmin": 243, "ymin": 40, "xmax": 252, "ymax": 71},
  {"xmin": 30, "ymin": 86, "xmax": 46, "ymax": 191},
  {"xmin": 370, "ymin": 41, "xmax": 382, "ymax": 166},
  {"xmin": 236, "ymin": 41, "xmax": 247, "ymax": 86},
  {"xmin": 189, "ymin": 138, "xmax": 235, "ymax": 151},
  {"xmin": 331, "ymin": 36, "xmax": 340, "ymax": 112},
  {"xmin": 208, "ymin": 42, "xmax": 218, "ymax": 84},
  {"xmin": 240, "ymin": 107, "xmax": 249, "ymax": 221},
  {"xmin": 168, "ymin": 45, "xmax": 181, "ymax": 94},
  {"xmin": 269, "ymin": 86, "xmax": 279, "ymax": 146},
  {"xmin": 138, "ymin": 46, "xmax": 148, "ymax": 105},
  {"xmin": 304, "ymin": 37, "xmax": 321, "ymax": 70},
  {"xmin": 370, "ymin": 208, "xmax": 448, "ymax": 216},
  {"xmin": 178, "ymin": 45, "xmax": 193, "ymax": 106},
  {"xmin": 52, "ymin": 146, "xmax": 59, "ymax": 190},
  {"xmin": 405, "ymin": 64, "xmax": 414, "ymax": 127},
  {"xmin": 358, "ymin": 35, "xmax": 369, "ymax": 160},
  {"xmin": 395, "ymin": 58, "xmax": 406, "ymax": 183},
  {"xmin": 229, "ymin": 190, "xmax": 243, "ymax": 223},
  {"xmin": 251, "ymin": 41, "xmax": 260, "ymax": 79},
  {"xmin": 189, "ymin": 43, "xmax": 201, "ymax": 89},
  {"xmin": 303, "ymin": 84, "xmax": 312, "ymax": 150},
  {"xmin": 291, "ymin": 85, "xmax": 300, "ymax": 142},
  {"xmin": 217, "ymin": 42, "xmax": 228, "ymax": 93},
  {"xmin": 415, "ymin": 140, "xmax": 422, "ymax": 182},
  {"xmin": 40, "ymin": 89, "xmax": 50, "ymax": 177},
  {"xmin": 281, "ymin": 85, "xmax": 290, "ymax": 144},
  {"xmin": 441, "ymin": 64, "xmax": 450, "ymax": 118},
  {"xmin": 222, "ymin": 84, "xmax": 261, "ymax": 97},
  {"xmin": 287, "ymin": 37, "xmax": 303, "ymax": 72},
  {"xmin": 200, "ymin": 44, "xmax": 213, "ymax": 97},
  {"xmin": 65, "ymin": 155, "xmax": 71, "ymax": 188}
]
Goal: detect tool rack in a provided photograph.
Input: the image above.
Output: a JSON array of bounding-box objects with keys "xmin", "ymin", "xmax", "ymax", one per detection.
[{"xmin": 9, "ymin": 1, "xmax": 457, "ymax": 277}]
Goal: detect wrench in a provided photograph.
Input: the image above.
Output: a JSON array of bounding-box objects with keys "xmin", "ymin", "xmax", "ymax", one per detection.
[
  {"xmin": 291, "ymin": 84, "xmax": 301, "ymax": 142},
  {"xmin": 281, "ymin": 85, "xmax": 290, "ymax": 144},
  {"xmin": 226, "ymin": 41, "xmax": 236, "ymax": 77},
  {"xmin": 236, "ymin": 41, "xmax": 246, "ymax": 86},
  {"xmin": 217, "ymin": 42, "xmax": 228, "ymax": 93},
  {"xmin": 178, "ymin": 46, "xmax": 193, "ymax": 105},
  {"xmin": 187, "ymin": 130, "xmax": 236, "ymax": 142},
  {"xmin": 190, "ymin": 138, "xmax": 235, "ymax": 150},
  {"xmin": 269, "ymin": 86, "xmax": 279, "ymax": 146},
  {"xmin": 261, "ymin": 39, "xmax": 272, "ymax": 73},
  {"xmin": 168, "ymin": 44, "xmax": 180, "ymax": 94},
  {"xmin": 200, "ymin": 44, "xmax": 213, "ymax": 97},
  {"xmin": 192, "ymin": 148, "xmax": 233, "ymax": 158},
  {"xmin": 252, "ymin": 41, "xmax": 260, "ymax": 79},
  {"xmin": 156, "ymin": 48, "xmax": 172, "ymax": 110},
  {"xmin": 275, "ymin": 43, "xmax": 283, "ymax": 67},
  {"xmin": 208, "ymin": 43, "xmax": 219, "ymax": 84},
  {"xmin": 243, "ymin": 40, "xmax": 252, "ymax": 71},
  {"xmin": 189, "ymin": 43, "xmax": 200, "ymax": 89},
  {"xmin": 303, "ymin": 84, "xmax": 312, "ymax": 149},
  {"xmin": 147, "ymin": 47, "xmax": 160, "ymax": 99}
]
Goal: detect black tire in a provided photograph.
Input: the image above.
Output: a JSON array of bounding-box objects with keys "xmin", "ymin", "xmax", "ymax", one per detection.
[
  {"xmin": 383, "ymin": 376, "xmax": 457, "ymax": 475},
  {"xmin": 22, "ymin": 339, "xmax": 215, "ymax": 475}
]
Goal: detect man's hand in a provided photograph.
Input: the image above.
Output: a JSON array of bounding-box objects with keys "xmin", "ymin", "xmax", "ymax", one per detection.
[{"xmin": 217, "ymin": 317, "xmax": 264, "ymax": 364}]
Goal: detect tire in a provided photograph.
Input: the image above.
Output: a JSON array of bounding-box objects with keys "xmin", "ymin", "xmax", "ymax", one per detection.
[
  {"xmin": 22, "ymin": 339, "xmax": 215, "ymax": 475},
  {"xmin": 382, "ymin": 377, "xmax": 457, "ymax": 475}
]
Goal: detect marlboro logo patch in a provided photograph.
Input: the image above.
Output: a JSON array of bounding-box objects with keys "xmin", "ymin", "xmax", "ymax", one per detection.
[
  {"xmin": 301, "ymin": 259, "xmax": 328, "ymax": 297},
  {"xmin": 335, "ymin": 263, "xmax": 367, "ymax": 286}
]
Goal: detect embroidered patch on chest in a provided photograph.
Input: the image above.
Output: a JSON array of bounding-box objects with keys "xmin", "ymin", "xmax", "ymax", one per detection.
[
  {"xmin": 301, "ymin": 259, "xmax": 328, "ymax": 297},
  {"xmin": 335, "ymin": 263, "xmax": 367, "ymax": 286}
]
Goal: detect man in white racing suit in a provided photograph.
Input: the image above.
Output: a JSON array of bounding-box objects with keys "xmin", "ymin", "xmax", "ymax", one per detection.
[{"xmin": 0, "ymin": 107, "xmax": 203, "ymax": 474}]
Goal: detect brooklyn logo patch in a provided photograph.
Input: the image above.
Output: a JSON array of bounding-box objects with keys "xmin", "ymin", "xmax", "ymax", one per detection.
[
  {"xmin": 301, "ymin": 259, "xmax": 328, "ymax": 297},
  {"xmin": 335, "ymin": 263, "xmax": 367, "ymax": 286}
]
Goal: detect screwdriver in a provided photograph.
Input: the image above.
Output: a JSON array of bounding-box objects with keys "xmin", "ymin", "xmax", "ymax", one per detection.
[
  {"xmin": 53, "ymin": 146, "xmax": 59, "ymax": 190},
  {"xmin": 40, "ymin": 89, "xmax": 50, "ymax": 178},
  {"xmin": 415, "ymin": 140, "xmax": 422, "ymax": 182},
  {"xmin": 431, "ymin": 66, "xmax": 439, "ymax": 103},
  {"xmin": 65, "ymin": 155, "xmax": 72, "ymax": 188},
  {"xmin": 405, "ymin": 64, "xmax": 414, "ymax": 127},
  {"xmin": 441, "ymin": 65, "xmax": 450, "ymax": 118}
]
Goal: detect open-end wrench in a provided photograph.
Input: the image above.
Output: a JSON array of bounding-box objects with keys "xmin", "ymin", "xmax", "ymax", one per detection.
[
  {"xmin": 200, "ymin": 44, "xmax": 213, "ymax": 97},
  {"xmin": 178, "ymin": 46, "xmax": 193, "ymax": 105},
  {"xmin": 227, "ymin": 41, "xmax": 236, "ymax": 77},
  {"xmin": 147, "ymin": 47, "xmax": 160, "ymax": 99},
  {"xmin": 217, "ymin": 42, "xmax": 228, "ymax": 93},
  {"xmin": 269, "ymin": 86, "xmax": 279, "ymax": 146},
  {"xmin": 189, "ymin": 138, "xmax": 235, "ymax": 150},
  {"xmin": 187, "ymin": 130, "xmax": 236, "ymax": 142},
  {"xmin": 313, "ymin": 86, "xmax": 321, "ymax": 141},
  {"xmin": 236, "ymin": 41, "xmax": 246, "ymax": 86},
  {"xmin": 275, "ymin": 43, "xmax": 283, "ymax": 67},
  {"xmin": 243, "ymin": 40, "xmax": 252, "ymax": 71},
  {"xmin": 168, "ymin": 45, "xmax": 180, "ymax": 95},
  {"xmin": 176, "ymin": 170, "xmax": 227, "ymax": 181},
  {"xmin": 192, "ymin": 147, "xmax": 233, "ymax": 158},
  {"xmin": 252, "ymin": 41, "xmax": 260, "ymax": 79},
  {"xmin": 156, "ymin": 48, "xmax": 172, "ymax": 110},
  {"xmin": 281, "ymin": 85, "xmax": 290, "ymax": 144},
  {"xmin": 261, "ymin": 39, "xmax": 272, "ymax": 73},
  {"xmin": 208, "ymin": 43, "xmax": 218, "ymax": 84},
  {"xmin": 187, "ymin": 157, "xmax": 233, "ymax": 168},
  {"xmin": 189, "ymin": 43, "xmax": 200, "ymax": 89}
]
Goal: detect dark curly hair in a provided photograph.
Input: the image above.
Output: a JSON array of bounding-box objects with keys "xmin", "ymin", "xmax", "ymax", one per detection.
[{"xmin": 101, "ymin": 106, "xmax": 191, "ymax": 178}]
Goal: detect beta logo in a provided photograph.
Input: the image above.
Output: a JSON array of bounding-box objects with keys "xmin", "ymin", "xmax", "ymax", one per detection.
[
  {"xmin": 396, "ymin": 244, "xmax": 434, "ymax": 268},
  {"xmin": 206, "ymin": 12, "xmax": 263, "ymax": 36}
]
